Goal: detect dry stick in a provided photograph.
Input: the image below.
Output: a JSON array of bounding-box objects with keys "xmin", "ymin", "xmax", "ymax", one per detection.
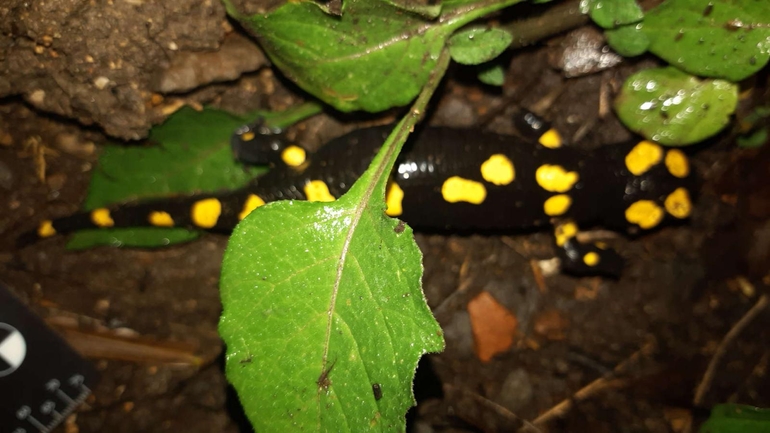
[
  {"xmin": 532, "ymin": 339, "xmax": 656, "ymax": 427},
  {"xmin": 443, "ymin": 384, "xmax": 545, "ymax": 433},
  {"xmin": 693, "ymin": 294, "xmax": 769, "ymax": 406}
]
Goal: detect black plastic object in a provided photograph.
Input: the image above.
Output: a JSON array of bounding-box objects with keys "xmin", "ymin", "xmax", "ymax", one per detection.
[{"xmin": 0, "ymin": 282, "xmax": 98, "ymax": 433}]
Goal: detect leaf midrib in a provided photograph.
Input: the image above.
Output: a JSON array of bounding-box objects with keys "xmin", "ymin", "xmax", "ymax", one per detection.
[{"xmin": 320, "ymin": 121, "xmax": 412, "ymax": 368}]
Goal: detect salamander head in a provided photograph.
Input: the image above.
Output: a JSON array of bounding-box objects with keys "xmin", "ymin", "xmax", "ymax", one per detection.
[{"xmin": 231, "ymin": 123, "xmax": 307, "ymax": 168}]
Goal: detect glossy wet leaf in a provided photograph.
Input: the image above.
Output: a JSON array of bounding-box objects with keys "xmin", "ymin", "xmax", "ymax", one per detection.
[
  {"xmin": 224, "ymin": 0, "xmax": 522, "ymax": 112},
  {"xmin": 381, "ymin": 0, "xmax": 442, "ymax": 19},
  {"xmin": 581, "ymin": 0, "xmax": 643, "ymax": 29},
  {"xmin": 219, "ymin": 51, "xmax": 449, "ymax": 433},
  {"xmin": 605, "ymin": 23, "xmax": 649, "ymax": 56},
  {"xmin": 606, "ymin": 0, "xmax": 770, "ymax": 81},
  {"xmin": 68, "ymin": 107, "xmax": 265, "ymax": 249},
  {"xmin": 700, "ymin": 404, "xmax": 770, "ymax": 433},
  {"xmin": 448, "ymin": 27, "xmax": 513, "ymax": 65},
  {"xmin": 615, "ymin": 67, "xmax": 737, "ymax": 146}
]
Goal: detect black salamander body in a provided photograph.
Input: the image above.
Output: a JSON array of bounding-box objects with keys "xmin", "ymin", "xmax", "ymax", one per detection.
[{"xmin": 25, "ymin": 121, "xmax": 696, "ymax": 275}]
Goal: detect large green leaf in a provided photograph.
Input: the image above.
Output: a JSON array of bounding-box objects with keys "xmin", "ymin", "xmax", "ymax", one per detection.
[
  {"xmin": 219, "ymin": 51, "xmax": 450, "ymax": 433},
  {"xmin": 606, "ymin": 0, "xmax": 770, "ymax": 82},
  {"xmin": 68, "ymin": 107, "xmax": 265, "ymax": 249},
  {"xmin": 614, "ymin": 67, "xmax": 738, "ymax": 146},
  {"xmin": 224, "ymin": 0, "xmax": 522, "ymax": 112}
]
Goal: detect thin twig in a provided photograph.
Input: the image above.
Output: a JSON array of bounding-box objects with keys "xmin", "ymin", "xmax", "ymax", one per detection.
[
  {"xmin": 693, "ymin": 294, "xmax": 769, "ymax": 406},
  {"xmin": 532, "ymin": 339, "xmax": 656, "ymax": 427}
]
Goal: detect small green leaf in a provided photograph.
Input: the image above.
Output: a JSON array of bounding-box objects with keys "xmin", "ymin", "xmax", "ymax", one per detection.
[
  {"xmin": 738, "ymin": 128, "xmax": 768, "ymax": 149},
  {"xmin": 225, "ymin": 0, "xmax": 523, "ymax": 112},
  {"xmin": 700, "ymin": 404, "xmax": 770, "ymax": 433},
  {"xmin": 614, "ymin": 67, "xmax": 738, "ymax": 146},
  {"xmin": 449, "ymin": 27, "xmax": 513, "ymax": 65},
  {"xmin": 68, "ymin": 107, "xmax": 265, "ymax": 249},
  {"xmin": 605, "ymin": 23, "xmax": 649, "ymax": 56},
  {"xmin": 219, "ymin": 50, "xmax": 450, "ymax": 433},
  {"xmin": 477, "ymin": 62, "xmax": 505, "ymax": 86},
  {"xmin": 640, "ymin": 0, "xmax": 770, "ymax": 81},
  {"xmin": 583, "ymin": 0, "xmax": 643, "ymax": 29}
]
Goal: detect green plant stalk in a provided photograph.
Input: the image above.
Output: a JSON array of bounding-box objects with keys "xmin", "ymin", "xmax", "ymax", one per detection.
[
  {"xmin": 364, "ymin": 51, "xmax": 451, "ymax": 196},
  {"xmin": 256, "ymin": 101, "xmax": 324, "ymax": 130}
]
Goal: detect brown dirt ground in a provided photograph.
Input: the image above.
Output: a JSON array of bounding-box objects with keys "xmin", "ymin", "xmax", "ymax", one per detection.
[{"xmin": 1, "ymin": 1, "xmax": 769, "ymax": 432}]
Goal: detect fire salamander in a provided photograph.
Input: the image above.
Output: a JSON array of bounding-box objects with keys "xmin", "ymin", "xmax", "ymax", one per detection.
[{"xmin": 22, "ymin": 116, "xmax": 696, "ymax": 276}]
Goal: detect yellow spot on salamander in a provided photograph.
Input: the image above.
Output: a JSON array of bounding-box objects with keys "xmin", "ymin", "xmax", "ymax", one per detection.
[
  {"xmin": 480, "ymin": 154, "xmax": 515, "ymax": 185},
  {"xmin": 441, "ymin": 176, "xmax": 487, "ymax": 204},
  {"xmin": 148, "ymin": 211, "xmax": 174, "ymax": 227},
  {"xmin": 239, "ymin": 194, "xmax": 266, "ymax": 220},
  {"xmin": 535, "ymin": 165, "xmax": 579, "ymax": 193},
  {"xmin": 665, "ymin": 149, "xmax": 690, "ymax": 178},
  {"xmin": 625, "ymin": 141, "xmax": 663, "ymax": 176},
  {"xmin": 91, "ymin": 208, "xmax": 114, "ymax": 227},
  {"xmin": 304, "ymin": 180, "xmax": 336, "ymax": 202},
  {"xmin": 554, "ymin": 221, "xmax": 578, "ymax": 247},
  {"xmin": 191, "ymin": 198, "xmax": 222, "ymax": 228},
  {"xmin": 38, "ymin": 220, "xmax": 56, "ymax": 238},
  {"xmin": 385, "ymin": 181, "xmax": 404, "ymax": 216},
  {"xmin": 625, "ymin": 200, "xmax": 664, "ymax": 229},
  {"xmin": 241, "ymin": 131, "xmax": 255, "ymax": 141},
  {"xmin": 664, "ymin": 187, "xmax": 692, "ymax": 219},
  {"xmin": 583, "ymin": 252, "xmax": 600, "ymax": 267},
  {"xmin": 281, "ymin": 145, "xmax": 307, "ymax": 168},
  {"xmin": 538, "ymin": 128, "xmax": 563, "ymax": 149},
  {"xmin": 543, "ymin": 194, "xmax": 572, "ymax": 216}
]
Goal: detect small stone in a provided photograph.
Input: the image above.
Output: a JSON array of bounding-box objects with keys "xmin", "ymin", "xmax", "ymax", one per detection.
[
  {"xmin": 496, "ymin": 368, "xmax": 534, "ymax": 413},
  {"xmin": 532, "ymin": 309, "xmax": 570, "ymax": 341},
  {"xmin": 46, "ymin": 172, "xmax": 67, "ymax": 191},
  {"xmin": 94, "ymin": 298, "xmax": 110, "ymax": 315},
  {"xmin": 0, "ymin": 132, "xmax": 12, "ymax": 146},
  {"xmin": 28, "ymin": 89, "xmax": 45, "ymax": 105},
  {"xmin": 94, "ymin": 76, "xmax": 110, "ymax": 89}
]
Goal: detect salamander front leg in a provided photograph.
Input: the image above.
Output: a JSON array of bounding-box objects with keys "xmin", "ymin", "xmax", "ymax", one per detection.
[{"xmin": 553, "ymin": 221, "xmax": 624, "ymax": 276}]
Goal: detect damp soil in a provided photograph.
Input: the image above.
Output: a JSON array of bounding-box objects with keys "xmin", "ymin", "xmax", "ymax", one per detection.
[{"xmin": 1, "ymin": 2, "xmax": 770, "ymax": 433}]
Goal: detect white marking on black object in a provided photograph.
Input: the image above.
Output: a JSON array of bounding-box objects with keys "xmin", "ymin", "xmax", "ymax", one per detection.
[{"xmin": 0, "ymin": 282, "xmax": 98, "ymax": 433}]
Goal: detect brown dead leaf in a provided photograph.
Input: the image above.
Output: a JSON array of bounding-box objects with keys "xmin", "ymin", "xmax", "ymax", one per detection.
[
  {"xmin": 467, "ymin": 291, "xmax": 518, "ymax": 362},
  {"xmin": 532, "ymin": 309, "xmax": 570, "ymax": 341}
]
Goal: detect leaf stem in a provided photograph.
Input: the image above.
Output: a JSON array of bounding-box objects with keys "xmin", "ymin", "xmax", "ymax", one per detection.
[
  {"xmin": 503, "ymin": 0, "xmax": 589, "ymax": 49},
  {"xmin": 320, "ymin": 48, "xmax": 452, "ymax": 368}
]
